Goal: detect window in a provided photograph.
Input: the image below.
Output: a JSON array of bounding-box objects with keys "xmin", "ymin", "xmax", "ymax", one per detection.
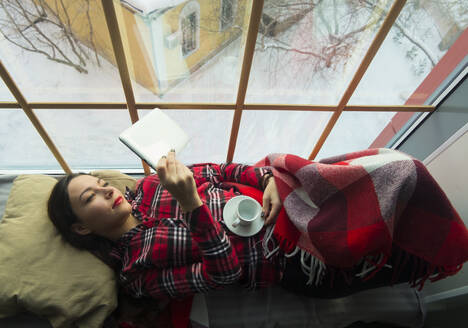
[
  {"xmin": 1, "ymin": 0, "xmax": 466, "ymax": 173},
  {"xmin": 180, "ymin": 1, "xmax": 200, "ymax": 57},
  {"xmin": 220, "ymin": 0, "xmax": 236, "ymax": 31}
]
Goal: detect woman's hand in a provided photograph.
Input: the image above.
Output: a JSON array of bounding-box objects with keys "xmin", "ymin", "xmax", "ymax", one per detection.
[
  {"xmin": 156, "ymin": 150, "xmax": 202, "ymax": 212},
  {"xmin": 262, "ymin": 177, "xmax": 282, "ymax": 226}
]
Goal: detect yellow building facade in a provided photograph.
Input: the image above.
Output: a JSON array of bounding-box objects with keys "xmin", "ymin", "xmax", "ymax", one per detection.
[{"xmin": 42, "ymin": 0, "xmax": 249, "ymax": 95}]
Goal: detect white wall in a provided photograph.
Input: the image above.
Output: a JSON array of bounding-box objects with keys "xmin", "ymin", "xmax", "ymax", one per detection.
[{"xmin": 422, "ymin": 124, "xmax": 468, "ymax": 299}]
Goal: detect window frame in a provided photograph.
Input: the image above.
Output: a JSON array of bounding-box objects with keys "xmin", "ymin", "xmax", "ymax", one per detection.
[
  {"xmin": 219, "ymin": 0, "xmax": 237, "ymax": 31},
  {"xmin": 2, "ymin": 0, "xmax": 465, "ymax": 174},
  {"xmin": 179, "ymin": 0, "xmax": 201, "ymax": 58}
]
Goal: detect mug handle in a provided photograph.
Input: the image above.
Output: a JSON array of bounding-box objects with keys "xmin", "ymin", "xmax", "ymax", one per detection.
[{"xmin": 232, "ymin": 218, "xmax": 240, "ymax": 228}]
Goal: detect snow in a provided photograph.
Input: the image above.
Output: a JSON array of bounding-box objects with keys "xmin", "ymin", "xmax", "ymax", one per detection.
[
  {"xmin": 121, "ymin": 0, "xmax": 186, "ymax": 15},
  {"xmin": 0, "ymin": 4, "xmax": 451, "ymax": 171}
]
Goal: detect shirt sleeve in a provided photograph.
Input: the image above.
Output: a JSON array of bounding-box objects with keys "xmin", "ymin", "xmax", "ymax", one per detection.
[
  {"xmin": 190, "ymin": 162, "xmax": 272, "ymax": 190},
  {"xmin": 130, "ymin": 204, "xmax": 242, "ymax": 299}
]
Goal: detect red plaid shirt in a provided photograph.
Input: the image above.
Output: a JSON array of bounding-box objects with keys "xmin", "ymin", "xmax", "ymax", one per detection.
[{"xmin": 110, "ymin": 163, "xmax": 285, "ymax": 300}]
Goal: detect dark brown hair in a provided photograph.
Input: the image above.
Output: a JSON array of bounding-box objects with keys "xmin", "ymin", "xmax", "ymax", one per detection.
[
  {"xmin": 48, "ymin": 174, "xmax": 169, "ymax": 324},
  {"xmin": 47, "ymin": 173, "xmax": 119, "ymax": 271}
]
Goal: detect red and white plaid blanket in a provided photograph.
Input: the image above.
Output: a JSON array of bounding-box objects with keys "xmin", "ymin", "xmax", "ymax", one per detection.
[{"xmin": 256, "ymin": 148, "xmax": 468, "ymax": 290}]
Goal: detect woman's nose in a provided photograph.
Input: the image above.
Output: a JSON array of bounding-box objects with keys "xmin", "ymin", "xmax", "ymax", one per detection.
[
  {"xmin": 107, "ymin": 188, "xmax": 114, "ymax": 198},
  {"xmin": 100, "ymin": 187, "xmax": 113, "ymax": 199}
]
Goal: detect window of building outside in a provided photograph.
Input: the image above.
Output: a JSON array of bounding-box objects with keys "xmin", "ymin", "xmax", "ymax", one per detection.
[
  {"xmin": 220, "ymin": 0, "xmax": 235, "ymax": 31},
  {"xmin": 180, "ymin": 1, "xmax": 200, "ymax": 57}
]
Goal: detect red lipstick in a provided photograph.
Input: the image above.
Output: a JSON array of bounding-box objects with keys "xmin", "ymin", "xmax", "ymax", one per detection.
[{"xmin": 113, "ymin": 196, "xmax": 123, "ymax": 209}]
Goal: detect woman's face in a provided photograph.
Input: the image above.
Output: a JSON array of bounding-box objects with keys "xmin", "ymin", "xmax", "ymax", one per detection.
[{"xmin": 67, "ymin": 175, "xmax": 132, "ymax": 238}]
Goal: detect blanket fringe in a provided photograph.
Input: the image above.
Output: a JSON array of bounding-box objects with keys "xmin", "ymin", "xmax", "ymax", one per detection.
[
  {"xmin": 355, "ymin": 253, "xmax": 392, "ymax": 281},
  {"xmin": 284, "ymin": 246, "xmax": 300, "ymax": 258},
  {"xmin": 262, "ymin": 226, "xmax": 327, "ymax": 287},
  {"xmin": 300, "ymin": 250, "xmax": 327, "ymax": 287},
  {"xmin": 412, "ymin": 263, "xmax": 464, "ymax": 291},
  {"xmin": 362, "ymin": 247, "xmax": 465, "ymax": 291},
  {"xmin": 262, "ymin": 225, "xmax": 280, "ymax": 260},
  {"xmin": 264, "ymin": 223, "xmax": 466, "ymax": 292},
  {"xmin": 269, "ymin": 229, "xmax": 298, "ymax": 254}
]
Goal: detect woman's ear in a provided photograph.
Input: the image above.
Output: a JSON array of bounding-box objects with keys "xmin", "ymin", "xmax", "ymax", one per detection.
[{"xmin": 71, "ymin": 223, "xmax": 92, "ymax": 235}]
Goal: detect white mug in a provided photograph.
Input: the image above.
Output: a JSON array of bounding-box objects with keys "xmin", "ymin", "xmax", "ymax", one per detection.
[{"xmin": 232, "ymin": 198, "xmax": 261, "ymax": 228}]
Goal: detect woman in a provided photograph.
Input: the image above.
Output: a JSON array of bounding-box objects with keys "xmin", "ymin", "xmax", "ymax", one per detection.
[
  {"xmin": 48, "ymin": 150, "xmax": 417, "ymax": 302},
  {"xmin": 48, "ymin": 150, "xmax": 288, "ymax": 300}
]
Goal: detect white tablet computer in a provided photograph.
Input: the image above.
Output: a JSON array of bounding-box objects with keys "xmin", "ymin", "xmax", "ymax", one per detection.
[{"xmin": 119, "ymin": 108, "xmax": 190, "ymax": 169}]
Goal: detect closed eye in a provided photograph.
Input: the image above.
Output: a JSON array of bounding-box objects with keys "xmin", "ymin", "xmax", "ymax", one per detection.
[
  {"xmin": 86, "ymin": 194, "xmax": 95, "ymax": 203},
  {"xmin": 85, "ymin": 181, "xmax": 110, "ymax": 203}
]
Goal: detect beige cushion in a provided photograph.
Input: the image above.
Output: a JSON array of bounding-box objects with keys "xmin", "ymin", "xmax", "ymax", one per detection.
[
  {"xmin": 90, "ymin": 170, "xmax": 137, "ymax": 194},
  {"xmin": 0, "ymin": 171, "xmax": 137, "ymax": 328}
]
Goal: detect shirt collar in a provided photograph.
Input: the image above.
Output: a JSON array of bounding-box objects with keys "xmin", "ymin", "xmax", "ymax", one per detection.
[
  {"xmin": 124, "ymin": 186, "xmax": 135, "ymax": 202},
  {"xmin": 109, "ymin": 222, "xmax": 146, "ymax": 261}
]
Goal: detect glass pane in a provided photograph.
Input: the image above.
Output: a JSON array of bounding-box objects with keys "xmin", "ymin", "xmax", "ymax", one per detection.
[
  {"xmin": 0, "ymin": 0, "xmax": 127, "ymax": 102},
  {"xmin": 350, "ymin": 1, "xmax": 468, "ymax": 105},
  {"xmin": 315, "ymin": 111, "xmax": 396, "ymax": 161},
  {"xmin": 0, "ymin": 109, "xmax": 60, "ymax": 170},
  {"xmin": 33, "ymin": 109, "xmax": 233, "ymax": 169},
  {"xmin": 163, "ymin": 109, "xmax": 233, "ymax": 163},
  {"xmin": 34, "ymin": 109, "xmax": 141, "ymax": 170},
  {"xmin": 233, "ymin": 110, "xmax": 332, "ymax": 164},
  {"xmin": 118, "ymin": 0, "xmax": 252, "ymax": 103},
  {"xmin": 0, "ymin": 78, "xmax": 15, "ymax": 101},
  {"xmin": 245, "ymin": 0, "xmax": 393, "ymax": 104}
]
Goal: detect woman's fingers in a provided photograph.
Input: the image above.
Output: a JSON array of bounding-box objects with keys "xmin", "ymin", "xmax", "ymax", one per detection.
[
  {"xmin": 182, "ymin": 163, "xmax": 194, "ymax": 178},
  {"xmin": 262, "ymin": 195, "xmax": 271, "ymax": 221},
  {"xmin": 155, "ymin": 150, "xmax": 201, "ymax": 212},
  {"xmin": 263, "ymin": 178, "xmax": 282, "ymax": 225},
  {"xmin": 166, "ymin": 149, "xmax": 177, "ymax": 176},
  {"xmin": 265, "ymin": 202, "xmax": 281, "ymax": 225},
  {"xmin": 156, "ymin": 150, "xmax": 178, "ymax": 181},
  {"xmin": 156, "ymin": 156, "xmax": 167, "ymax": 181},
  {"xmin": 175, "ymin": 161, "xmax": 192, "ymax": 184}
]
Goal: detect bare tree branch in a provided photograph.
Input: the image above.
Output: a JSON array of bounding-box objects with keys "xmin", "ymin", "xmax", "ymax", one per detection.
[
  {"xmin": 0, "ymin": 0, "xmax": 100, "ymax": 73},
  {"xmin": 393, "ymin": 20, "xmax": 436, "ymax": 67},
  {"xmin": 85, "ymin": 0, "xmax": 100, "ymax": 66},
  {"xmin": 360, "ymin": 0, "xmax": 438, "ymax": 68},
  {"xmin": 13, "ymin": 0, "xmax": 82, "ymax": 70}
]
